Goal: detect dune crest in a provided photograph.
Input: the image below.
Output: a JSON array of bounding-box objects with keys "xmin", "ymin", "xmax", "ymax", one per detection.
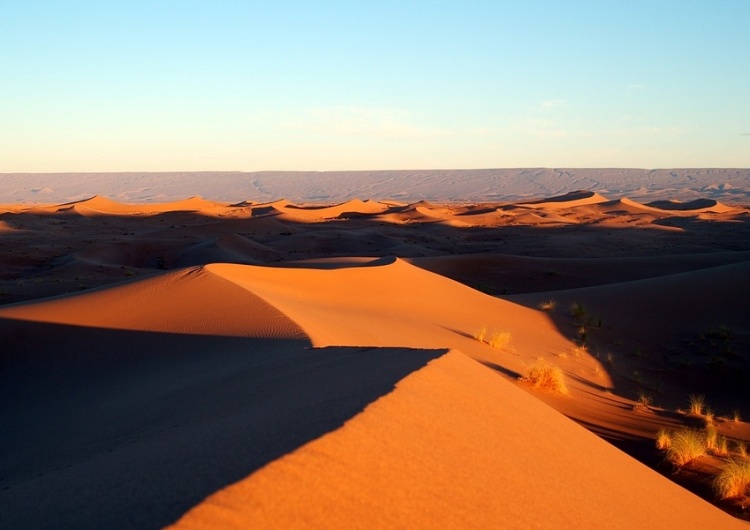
[
  {"xmin": 169, "ymin": 350, "xmax": 743, "ymax": 530},
  {"xmin": 2, "ymin": 188, "xmax": 750, "ymax": 528}
]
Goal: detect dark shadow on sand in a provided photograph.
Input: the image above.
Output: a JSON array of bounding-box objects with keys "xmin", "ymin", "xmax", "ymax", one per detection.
[{"xmin": 0, "ymin": 317, "xmax": 446, "ymax": 529}]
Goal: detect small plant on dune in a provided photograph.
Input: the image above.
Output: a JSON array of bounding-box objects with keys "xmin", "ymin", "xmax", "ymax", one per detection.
[
  {"xmin": 714, "ymin": 435, "xmax": 729, "ymax": 457},
  {"xmin": 570, "ymin": 302, "xmax": 587, "ymax": 321},
  {"xmin": 635, "ymin": 391, "xmax": 653, "ymax": 411},
  {"xmin": 538, "ymin": 299, "xmax": 557, "ymax": 311},
  {"xmin": 733, "ymin": 409, "xmax": 741, "ymax": 423},
  {"xmin": 704, "ymin": 408, "xmax": 715, "ymax": 426},
  {"xmin": 577, "ymin": 325, "xmax": 588, "ymax": 345},
  {"xmin": 474, "ymin": 326, "xmax": 488, "ymax": 343},
  {"xmin": 714, "ymin": 458, "xmax": 750, "ymax": 500},
  {"xmin": 705, "ymin": 424, "xmax": 719, "ymax": 451},
  {"xmin": 572, "ymin": 345, "xmax": 587, "ymax": 357},
  {"xmin": 523, "ymin": 359, "xmax": 568, "ymax": 394},
  {"xmin": 688, "ymin": 394, "xmax": 706, "ymax": 416},
  {"xmin": 656, "ymin": 429, "xmax": 672, "ymax": 450},
  {"xmin": 488, "ymin": 330, "xmax": 512, "ymax": 350},
  {"xmin": 736, "ymin": 440, "xmax": 748, "ymax": 459},
  {"xmin": 666, "ymin": 428, "xmax": 707, "ymax": 468}
]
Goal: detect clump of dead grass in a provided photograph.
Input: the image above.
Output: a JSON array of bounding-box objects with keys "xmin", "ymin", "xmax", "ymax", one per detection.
[
  {"xmin": 735, "ymin": 440, "xmax": 748, "ymax": 459},
  {"xmin": 665, "ymin": 428, "xmax": 707, "ymax": 467},
  {"xmin": 488, "ymin": 330, "xmax": 512, "ymax": 349},
  {"xmin": 522, "ymin": 359, "xmax": 567, "ymax": 394},
  {"xmin": 634, "ymin": 391, "xmax": 653, "ymax": 411},
  {"xmin": 655, "ymin": 429, "xmax": 672, "ymax": 450},
  {"xmin": 714, "ymin": 458, "xmax": 750, "ymax": 500},
  {"xmin": 538, "ymin": 299, "xmax": 557, "ymax": 311},
  {"xmin": 688, "ymin": 394, "xmax": 706, "ymax": 416},
  {"xmin": 474, "ymin": 327, "xmax": 512, "ymax": 350}
]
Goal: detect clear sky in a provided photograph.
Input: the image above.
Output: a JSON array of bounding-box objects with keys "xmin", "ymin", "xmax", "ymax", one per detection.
[{"xmin": 2, "ymin": 1, "xmax": 749, "ymax": 171}]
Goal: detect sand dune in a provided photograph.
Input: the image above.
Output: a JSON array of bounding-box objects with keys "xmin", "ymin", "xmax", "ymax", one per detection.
[
  {"xmin": 169, "ymin": 350, "xmax": 741, "ymax": 530},
  {"xmin": 515, "ymin": 190, "xmax": 610, "ymax": 208},
  {"xmin": 2, "ymin": 190, "xmax": 750, "ymax": 528}
]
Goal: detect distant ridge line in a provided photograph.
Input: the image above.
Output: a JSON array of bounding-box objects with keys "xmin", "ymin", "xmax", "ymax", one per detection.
[{"xmin": 1, "ymin": 168, "xmax": 748, "ymax": 204}]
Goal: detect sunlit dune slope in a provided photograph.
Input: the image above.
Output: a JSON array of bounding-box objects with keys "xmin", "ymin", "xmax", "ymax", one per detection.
[
  {"xmin": 0, "ymin": 266, "xmax": 306, "ymax": 339},
  {"xmin": 169, "ymin": 349, "xmax": 743, "ymax": 530}
]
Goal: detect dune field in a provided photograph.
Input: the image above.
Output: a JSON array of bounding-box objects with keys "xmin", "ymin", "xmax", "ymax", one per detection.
[{"xmin": 2, "ymin": 184, "xmax": 750, "ymax": 528}]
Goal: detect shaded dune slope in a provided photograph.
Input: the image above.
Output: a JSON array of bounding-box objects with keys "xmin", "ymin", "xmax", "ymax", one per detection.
[
  {"xmin": 1, "ymin": 259, "xmax": 745, "ymax": 528},
  {"xmin": 169, "ymin": 350, "xmax": 741, "ymax": 530}
]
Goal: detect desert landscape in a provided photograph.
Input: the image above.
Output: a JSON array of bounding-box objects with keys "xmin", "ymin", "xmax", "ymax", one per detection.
[{"xmin": 1, "ymin": 170, "xmax": 749, "ymax": 528}]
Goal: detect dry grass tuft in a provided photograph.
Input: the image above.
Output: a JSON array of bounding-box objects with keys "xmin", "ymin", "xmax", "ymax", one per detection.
[
  {"xmin": 538, "ymin": 299, "xmax": 557, "ymax": 311},
  {"xmin": 666, "ymin": 428, "xmax": 707, "ymax": 467},
  {"xmin": 705, "ymin": 424, "xmax": 719, "ymax": 451},
  {"xmin": 688, "ymin": 394, "xmax": 706, "ymax": 416},
  {"xmin": 473, "ymin": 326, "xmax": 488, "ymax": 343},
  {"xmin": 733, "ymin": 409, "xmax": 742, "ymax": 423},
  {"xmin": 635, "ymin": 391, "xmax": 653, "ymax": 411},
  {"xmin": 714, "ymin": 458, "xmax": 750, "ymax": 500},
  {"xmin": 523, "ymin": 359, "xmax": 568, "ymax": 394},
  {"xmin": 714, "ymin": 435, "xmax": 730, "ymax": 457},
  {"xmin": 488, "ymin": 330, "xmax": 512, "ymax": 349},
  {"xmin": 655, "ymin": 429, "xmax": 672, "ymax": 450},
  {"xmin": 736, "ymin": 440, "xmax": 748, "ymax": 459},
  {"xmin": 474, "ymin": 327, "xmax": 512, "ymax": 350}
]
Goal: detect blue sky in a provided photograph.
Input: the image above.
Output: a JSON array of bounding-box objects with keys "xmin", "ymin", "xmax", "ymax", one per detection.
[{"xmin": 2, "ymin": 1, "xmax": 749, "ymax": 171}]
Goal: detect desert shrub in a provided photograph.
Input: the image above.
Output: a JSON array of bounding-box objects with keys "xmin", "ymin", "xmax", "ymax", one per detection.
[
  {"xmin": 735, "ymin": 440, "xmax": 748, "ymax": 459},
  {"xmin": 655, "ymin": 429, "xmax": 672, "ymax": 450},
  {"xmin": 688, "ymin": 394, "xmax": 706, "ymax": 416},
  {"xmin": 714, "ymin": 435, "xmax": 729, "ymax": 457},
  {"xmin": 714, "ymin": 458, "xmax": 750, "ymax": 499},
  {"xmin": 666, "ymin": 428, "xmax": 707, "ymax": 467},
  {"xmin": 570, "ymin": 302, "xmax": 587, "ymax": 320},
  {"xmin": 733, "ymin": 409, "xmax": 741, "ymax": 423},
  {"xmin": 705, "ymin": 424, "xmax": 718, "ymax": 451},
  {"xmin": 524, "ymin": 359, "xmax": 567, "ymax": 394},
  {"xmin": 488, "ymin": 330, "xmax": 512, "ymax": 349},
  {"xmin": 635, "ymin": 391, "xmax": 653, "ymax": 411},
  {"xmin": 473, "ymin": 326, "xmax": 488, "ymax": 343},
  {"xmin": 538, "ymin": 299, "xmax": 557, "ymax": 311}
]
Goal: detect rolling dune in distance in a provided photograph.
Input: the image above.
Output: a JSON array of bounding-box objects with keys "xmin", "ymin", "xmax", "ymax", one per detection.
[{"xmin": 2, "ymin": 181, "xmax": 750, "ymax": 528}]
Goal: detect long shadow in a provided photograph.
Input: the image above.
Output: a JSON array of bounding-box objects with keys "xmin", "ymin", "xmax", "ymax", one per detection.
[{"xmin": 0, "ymin": 317, "xmax": 447, "ymax": 529}]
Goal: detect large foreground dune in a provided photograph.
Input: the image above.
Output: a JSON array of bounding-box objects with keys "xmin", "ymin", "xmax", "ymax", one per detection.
[{"xmin": 1, "ymin": 188, "xmax": 750, "ymax": 528}]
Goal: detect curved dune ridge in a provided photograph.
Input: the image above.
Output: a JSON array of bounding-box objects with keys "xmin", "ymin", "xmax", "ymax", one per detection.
[
  {"xmin": 1, "ymin": 257, "xmax": 746, "ymax": 528},
  {"xmin": 2, "ymin": 191, "xmax": 750, "ymax": 528},
  {"xmin": 515, "ymin": 190, "xmax": 610, "ymax": 208},
  {"xmin": 168, "ymin": 350, "xmax": 740, "ymax": 530},
  {"xmin": 646, "ymin": 198, "xmax": 735, "ymax": 213}
]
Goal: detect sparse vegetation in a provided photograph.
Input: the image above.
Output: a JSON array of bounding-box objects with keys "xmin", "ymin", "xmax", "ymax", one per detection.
[
  {"xmin": 572, "ymin": 345, "xmax": 587, "ymax": 358},
  {"xmin": 714, "ymin": 458, "xmax": 750, "ymax": 500},
  {"xmin": 733, "ymin": 409, "xmax": 741, "ymax": 423},
  {"xmin": 488, "ymin": 330, "xmax": 512, "ymax": 349},
  {"xmin": 635, "ymin": 391, "xmax": 653, "ymax": 411},
  {"xmin": 705, "ymin": 424, "xmax": 719, "ymax": 451},
  {"xmin": 523, "ymin": 359, "xmax": 567, "ymax": 394},
  {"xmin": 570, "ymin": 302, "xmax": 586, "ymax": 321},
  {"xmin": 714, "ymin": 435, "xmax": 729, "ymax": 457},
  {"xmin": 473, "ymin": 327, "xmax": 512, "ymax": 350},
  {"xmin": 655, "ymin": 429, "xmax": 672, "ymax": 450},
  {"xmin": 688, "ymin": 394, "xmax": 706, "ymax": 416},
  {"xmin": 736, "ymin": 440, "xmax": 748, "ymax": 459},
  {"xmin": 665, "ymin": 428, "xmax": 707, "ymax": 467},
  {"xmin": 538, "ymin": 299, "xmax": 557, "ymax": 311}
]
